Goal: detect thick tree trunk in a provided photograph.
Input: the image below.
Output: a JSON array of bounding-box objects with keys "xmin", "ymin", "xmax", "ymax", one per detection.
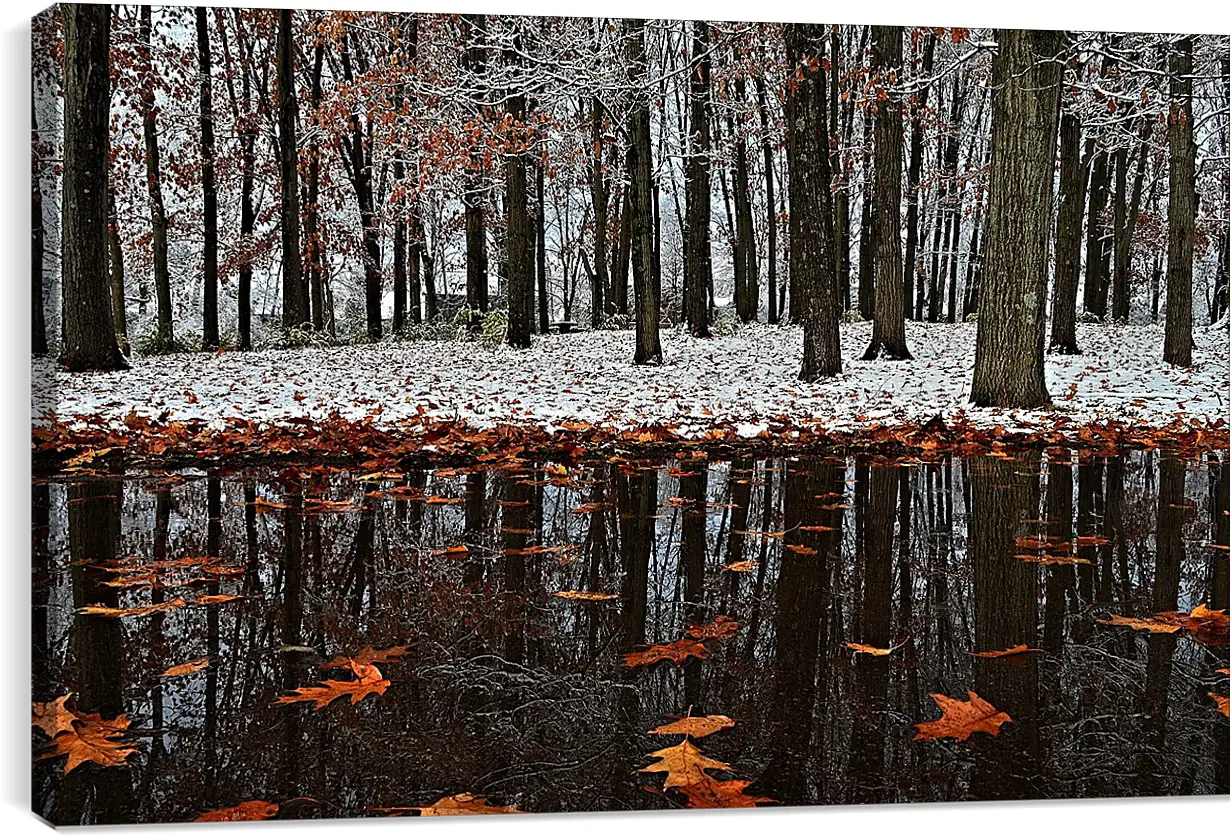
[
  {"xmin": 683, "ymin": 20, "xmax": 712, "ymax": 338},
  {"xmin": 831, "ymin": 28, "xmax": 851, "ymax": 314},
  {"xmin": 862, "ymin": 26, "xmax": 910, "ymax": 360},
  {"xmin": 626, "ymin": 20, "xmax": 662, "ymax": 365},
  {"xmin": 196, "ymin": 7, "xmax": 219, "ymax": 349},
  {"xmin": 1163, "ymin": 38, "xmax": 1194, "ymax": 367},
  {"xmin": 60, "ymin": 4, "xmax": 125, "ymax": 372},
  {"xmin": 32, "ymin": 89, "xmax": 48, "ymax": 357},
  {"xmin": 733, "ymin": 79, "xmax": 759, "ymax": 323},
  {"xmin": 1082, "ymin": 150, "xmax": 1109, "ymax": 319},
  {"xmin": 904, "ymin": 31, "xmax": 936, "ymax": 320},
  {"xmin": 969, "ymin": 28, "xmax": 1061, "ymax": 408},
  {"xmin": 141, "ymin": 5, "xmax": 174, "ymax": 346},
  {"xmin": 463, "ymin": 15, "xmax": 489, "ymax": 317},
  {"xmin": 785, "ymin": 23, "xmax": 841, "ymax": 381},
  {"xmin": 1050, "ymin": 110, "xmax": 1084, "ymax": 354},
  {"xmin": 276, "ymin": 9, "xmax": 307, "ymax": 329},
  {"xmin": 338, "ymin": 33, "xmax": 382, "ymax": 341},
  {"xmin": 856, "ymin": 101, "xmax": 876, "ymax": 321}
]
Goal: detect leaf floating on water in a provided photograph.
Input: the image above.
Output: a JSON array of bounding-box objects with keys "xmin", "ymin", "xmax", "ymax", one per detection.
[
  {"xmin": 78, "ymin": 596, "xmax": 188, "ymax": 618},
  {"xmin": 411, "ymin": 792, "xmax": 522, "ymax": 816},
  {"xmin": 1015, "ymin": 554, "xmax": 1091, "ymax": 566},
  {"xmin": 650, "ymin": 715, "xmax": 735, "ymax": 739},
  {"xmin": 967, "ymin": 644, "xmax": 1043, "ymax": 658},
  {"xmin": 275, "ymin": 661, "xmax": 390, "ymax": 710},
  {"xmin": 38, "ymin": 713, "xmax": 138, "ymax": 774},
  {"xmin": 914, "ymin": 690, "xmax": 1012, "ymax": 742},
  {"xmin": 195, "ymin": 801, "xmax": 280, "ymax": 822},
  {"xmin": 31, "ymin": 694, "xmax": 76, "ymax": 738},
  {"xmin": 161, "ymin": 657, "xmax": 210, "ymax": 678},
  {"xmin": 1097, "ymin": 604, "xmax": 1229, "ymax": 644},
  {"xmin": 722, "ymin": 560, "xmax": 759, "ymax": 572},
  {"xmin": 845, "ymin": 637, "xmax": 910, "ymax": 656},
  {"xmin": 1211, "ymin": 693, "xmax": 1229, "ymax": 718},
  {"xmin": 684, "ymin": 615, "xmax": 742, "ymax": 640},
  {"xmin": 552, "ymin": 590, "xmax": 620, "ymax": 601},
  {"xmin": 194, "ymin": 594, "xmax": 243, "ymax": 606},
  {"xmin": 639, "ymin": 739, "xmax": 732, "ymax": 789},
  {"xmin": 623, "ymin": 639, "xmax": 709, "ymax": 669},
  {"xmin": 1097, "ymin": 614, "xmax": 1183, "ymax": 633},
  {"xmin": 321, "ymin": 645, "xmax": 412, "ymax": 670},
  {"xmin": 677, "ymin": 778, "xmax": 775, "ymax": 809}
]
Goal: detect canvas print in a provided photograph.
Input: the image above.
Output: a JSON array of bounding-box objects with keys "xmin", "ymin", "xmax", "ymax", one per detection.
[{"xmin": 30, "ymin": 2, "xmax": 1229, "ymax": 825}]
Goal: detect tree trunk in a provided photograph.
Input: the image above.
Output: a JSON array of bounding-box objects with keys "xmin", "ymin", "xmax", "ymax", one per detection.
[
  {"xmin": 785, "ymin": 23, "xmax": 841, "ymax": 381},
  {"xmin": 306, "ymin": 42, "xmax": 325, "ymax": 332},
  {"xmin": 463, "ymin": 15, "xmax": 489, "ymax": 317},
  {"xmin": 141, "ymin": 5, "xmax": 174, "ymax": 346},
  {"xmin": 106, "ymin": 184, "xmax": 128, "ymax": 351},
  {"xmin": 904, "ymin": 31, "xmax": 936, "ymax": 320},
  {"xmin": 733, "ymin": 77, "xmax": 758, "ymax": 323},
  {"xmin": 684, "ymin": 20, "xmax": 712, "ymax": 338},
  {"xmin": 504, "ymin": 48, "xmax": 532, "ymax": 349},
  {"xmin": 862, "ymin": 26, "xmax": 910, "ymax": 360},
  {"xmin": 1050, "ymin": 109, "xmax": 1084, "ymax": 354},
  {"xmin": 1109, "ymin": 146, "xmax": 1129, "ymax": 322},
  {"xmin": 969, "ymin": 28, "xmax": 1061, "ymax": 408},
  {"xmin": 856, "ymin": 96, "xmax": 876, "ymax": 321},
  {"xmin": 588, "ymin": 97, "xmax": 608, "ymax": 328},
  {"xmin": 831, "ymin": 27, "xmax": 851, "ymax": 315},
  {"xmin": 1082, "ymin": 150, "xmax": 1109, "ymax": 319},
  {"xmin": 613, "ymin": 185, "xmax": 631, "ymax": 315},
  {"xmin": 338, "ymin": 31, "xmax": 381, "ymax": 341},
  {"xmin": 536, "ymin": 157, "xmax": 549, "ymax": 332},
  {"xmin": 1163, "ymin": 37, "xmax": 1194, "ymax": 367},
  {"xmin": 756, "ymin": 76, "xmax": 778, "ymax": 324},
  {"xmin": 626, "ymin": 20, "xmax": 661, "ymax": 365},
  {"xmin": 32, "ymin": 88, "xmax": 48, "ymax": 356},
  {"xmin": 196, "ymin": 7, "xmax": 218, "ymax": 349},
  {"xmin": 276, "ymin": 9, "xmax": 307, "ymax": 329},
  {"xmin": 60, "ymin": 3, "xmax": 125, "ymax": 372}
]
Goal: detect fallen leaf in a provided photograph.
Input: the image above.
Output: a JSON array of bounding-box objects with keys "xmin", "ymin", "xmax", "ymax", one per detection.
[
  {"xmin": 845, "ymin": 637, "xmax": 910, "ymax": 656},
  {"xmin": 275, "ymin": 662, "xmax": 390, "ymax": 710},
  {"xmin": 1211, "ymin": 693, "xmax": 1229, "ymax": 718},
  {"xmin": 722, "ymin": 560, "xmax": 758, "ymax": 572},
  {"xmin": 322, "ymin": 645, "xmax": 412, "ymax": 669},
  {"xmin": 650, "ymin": 715, "xmax": 735, "ymax": 739},
  {"xmin": 195, "ymin": 801, "xmax": 279, "ymax": 822},
  {"xmin": 32, "ymin": 694, "xmax": 76, "ymax": 738},
  {"xmin": 78, "ymin": 596, "xmax": 188, "ymax": 618},
  {"xmin": 194, "ymin": 594, "xmax": 243, "ymax": 606},
  {"xmin": 623, "ymin": 639, "xmax": 709, "ymax": 669},
  {"xmin": 684, "ymin": 616, "xmax": 742, "ymax": 640},
  {"xmin": 914, "ymin": 691, "xmax": 1012, "ymax": 742},
  {"xmin": 412, "ymin": 792, "xmax": 522, "ymax": 816},
  {"xmin": 677, "ymin": 777, "xmax": 775, "ymax": 809},
  {"xmin": 552, "ymin": 590, "xmax": 620, "ymax": 601},
  {"xmin": 639, "ymin": 739, "xmax": 732, "ymax": 789},
  {"xmin": 38, "ymin": 713, "xmax": 138, "ymax": 774},
  {"xmin": 967, "ymin": 644, "xmax": 1044, "ymax": 659},
  {"xmin": 1097, "ymin": 615, "xmax": 1183, "ymax": 633},
  {"xmin": 161, "ymin": 658, "xmax": 210, "ymax": 678}
]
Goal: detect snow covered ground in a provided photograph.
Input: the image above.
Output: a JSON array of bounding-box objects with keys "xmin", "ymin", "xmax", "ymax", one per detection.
[{"xmin": 32, "ymin": 321, "xmax": 1228, "ymax": 438}]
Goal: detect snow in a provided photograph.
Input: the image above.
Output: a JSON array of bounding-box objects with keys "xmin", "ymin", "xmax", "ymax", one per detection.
[{"xmin": 32, "ymin": 321, "xmax": 1228, "ymax": 439}]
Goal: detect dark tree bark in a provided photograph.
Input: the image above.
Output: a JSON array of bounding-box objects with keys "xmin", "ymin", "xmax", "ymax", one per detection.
[
  {"xmin": 756, "ymin": 76, "xmax": 779, "ymax": 324},
  {"xmin": 733, "ymin": 76, "xmax": 759, "ymax": 323},
  {"xmin": 626, "ymin": 19, "xmax": 662, "ymax": 365},
  {"xmin": 463, "ymin": 14, "xmax": 489, "ymax": 317},
  {"xmin": 613, "ymin": 185, "xmax": 631, "ymax": 315},
  {"xmin": 217, "ymin": 10, "xmax": 256, "ymax": 349},
  {"xmin": 276, "ymin": 9, "xmax": 308, "ymax": 329},
  {"xmin": 196, "ymin": 7, "xmax": 218, "ymax": 349},
  {"xmin": 1163, "ymin": 37, "xmax": 1194, "ymax": 367},
  {"xmin": 106, "ymin": 184, "xmax": 127, "ymax": 351},
  {"xmin": 862, "ymin": 26, "xmax": 911, "ymax": 360},
  {"xmin": 785, "ymin": 23, "xmax": 841, "ymax": 381},
  {"xmin": 32, "ymin": 88, "xmax": 48, "ymax": 356},
  {"xmin": 536, "ymin": 157, "xmax": 549, "ymax": 332},
  {"xmin": 683, "ymin": 19, "xmax": 712, "ymax": 338},
  {"xmin": 141, "ymin": 5, "xmax": 173, "ymax": 346},
  {"xmin": 856, "ymin": 92, "xmax": 876, "ymax": 322},
  {"xmin": 60, "ymin": 3, "xmax": 126, "ymax": 372},
  {"xmin": 1082, "ymin": 150, "xmax": 1110, "ymax": 319},
  {"xmin": 830, "ymin": 27, "xmax": 851, "ymax": 315},
  {"xmin": 1114, "ymin": 118, "xmax": 1152, "ymax": 324},
  {"xmin": 504, "ymin": 37, "xmax": 532, "ymax": 349},
  {"xmin": 903, "ymin": 31, "xmax": 936, "ymax": 320},
  {"xmin": 970, "ymin": 29, "xmax": 1061, "ymax": 408},
  {"xmin": 1050, "ymin": 109, "xmax": 1085, "ymax": 354},
  {"xmin": 392, "ymin": 107, "xmax": 407, "ymax": 335},
  {"xmin": 338, "ymin": 30, "xmax": 382, "ymax": 341},
  {"xmin": 1109, "ymin": 146, "xmax": 1129, "ymax": 322},
  {"xmin": 588, "ymin": 96, "xmax": 608, "ymax": 328},
  {"xmin": 306, "ymin": 42, "xmax": 325, "ymax": 331}
]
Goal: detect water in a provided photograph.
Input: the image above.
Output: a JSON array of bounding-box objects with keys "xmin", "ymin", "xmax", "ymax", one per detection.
[{"xmin": 31, "ymin": 449, "xmax": 1230, "ymax": 823}]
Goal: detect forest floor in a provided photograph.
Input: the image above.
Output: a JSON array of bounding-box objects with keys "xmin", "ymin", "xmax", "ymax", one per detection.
[{"xmin": 34, "ymin": 321, "xmax": 1227, "ymax": 446}]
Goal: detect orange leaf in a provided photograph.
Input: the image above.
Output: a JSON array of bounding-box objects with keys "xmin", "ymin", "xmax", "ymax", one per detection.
[
  {"xmin": 967, "ymin": 644, "xmax": 1043, "ymax": 659},
  {"xmin": 321, "ymin": 645, "xmax": 412, "ymax": 670},
  {"xmin": 649, "ymin": 715, "xmax": 735, "ymax": 739},
  {"xmin": 722, "ymin": 560, "xmax": 758, "ymax": 572},
  {"xmin": 914, "ymin": 691, "xmax": 1012, "ymax": 742},
  {"xmin": 194, "ymin": 594, "xmax": 243, "ymax": 606},
  {"xmin": 623, "ymin": 639, "xmax": 709, "ymax": 669},
  {"xmin": 38, "ymin": 713, "xmax": 138, "ymax": 774},
  {"xmin": 32, "ymin": 694, "xmax": 76, "ymax": 738},
  {"xmin": 412, "ymin": 792, "xmax": 522, "ymax": 815},
  {"xmin": 78, "ymin": 596, "xmax": 188, "ymax": 618},
  {"xmin": 1211, "ymin": 693, "xmax": 1229, "ymax": 718},
  {"xmin": 552, "ymin": 590, "xmax": 620, "ymax": 601},
  {"xmin": 1097, "ymin": 615, "xmax": 1182, "ymax": 633},
  {"xmin": 845, "ymin": 637, "xmax": 910, "ymax": 656},
  {"xmin": 685, "ymin": 616, "xmax": 742, "ymax": 640},
  {"xmin": 275, "ymin": 662, "xmax": 390, "ymax": 710},
  {"xmin": 195, "ymin": 801, "xmax": 280, "ymax": 822},
  {"xmin": 161, "ymin": 657, "xmax": 210, "ymax": 678}
]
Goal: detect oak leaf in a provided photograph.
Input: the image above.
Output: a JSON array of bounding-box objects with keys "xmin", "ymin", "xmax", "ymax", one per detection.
[
  {"xmin": 161, "ymin": 658, "xmax": 210, "ymax": 678},
  {"xmin": 967, "ymin": 644, "xmax": 1043, "ymax": 659},
  {"xmin": 552, "ymin": 590, "xmax": 619, "ymax": 601},
  {"xmin": 914, "ymin": 691, "xmax": 1012, "ymax": 742},
  {"xmin": 1097, "ymin": 615, "xmax": 1183, "ymax": 633},
  {"xmin": 684, "ymin": 616, "xmax": 742, "ymax": 640},
  {"xmin": 845, "ymin": 637, "xmax": 910, "ymax": 656},
  {"xmin": 639, "ymin": 739, "xmax": 732, "ymax": 789},
  {"xmin": 195, "ymin": 801, "xmax": 279, "ymax": 822},
  {"xmin": 677, "ymin": 777, "xmax": 775, "ymax": 809},
  {"xmin": 39, "ymin": 713, "xmax": 138, "ymax": 774},
  {"xmin": 32, "ymin": 694, "xmax": 76, "ymax": 738},
  {"xmin": 322, "ymin": 645, "xmax": 412, "ymax": 669},
  {"xmin": 623, "ymin": 639, "xmax": 709, "ymax": 669},
  {"xmin": 412, "ymin": 792, "xmax": 522, "ymax": 816},
  {"xmin": 194, "ymin": 594, "xmax": 243, "ymax": 606},
  {"xmin": 1211, "ymin": 693, "xmax": 1229, "ymax": 718},
  {"xmin": 78, "ymin": 596, "xmax": 188, "ymax": 618},
  {"xmin": 650, "ymin": 715, "xmax": 735, "ymax": 739},
  {"xmin": 722, "ymin": 560, "xmax": 758, "ymax": 572},
  {"xmin": 275, "ymin": 661, "xmax": 390, "ymax": 709}
]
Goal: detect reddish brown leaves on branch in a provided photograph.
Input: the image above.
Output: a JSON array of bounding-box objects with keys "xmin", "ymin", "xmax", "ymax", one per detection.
[
  {"xmin": 195, "ymin": 801, "xmax": 280, "ymax": 822},
  {"xmin": 275, "ymin": 661, "xmax": 390, "ymax": 710},
  {"xmin": 914, "ymin": 691, "xmax": 1012, "ymax": 742}
]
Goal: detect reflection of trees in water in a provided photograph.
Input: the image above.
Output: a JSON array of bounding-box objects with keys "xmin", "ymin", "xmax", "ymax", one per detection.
[{"xmin": 31, "ymin": 451, "xmax": 1229, "ymax": 823}]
